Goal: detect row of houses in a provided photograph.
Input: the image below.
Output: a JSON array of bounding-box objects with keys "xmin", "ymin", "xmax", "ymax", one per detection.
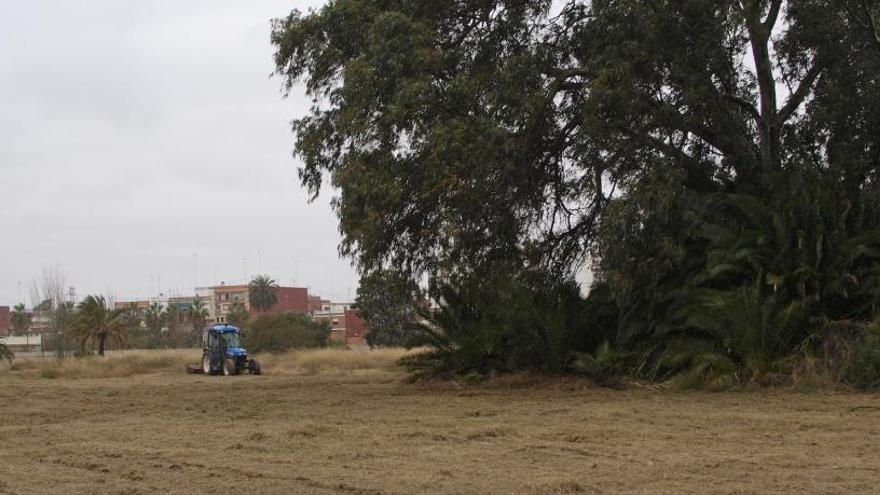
[
  {"xmin": 0, "ymin": 283, "xmax": 369, "ymax": 347},
  {"xmin": 114, "ymin": 283, "xmax": 368, "ymax": 346}
]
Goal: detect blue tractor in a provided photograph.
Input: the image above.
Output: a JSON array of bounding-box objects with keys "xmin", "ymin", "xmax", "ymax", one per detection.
[{"xmin": 197, "ymin": 324, "xmax": 261, "ymax": 376}]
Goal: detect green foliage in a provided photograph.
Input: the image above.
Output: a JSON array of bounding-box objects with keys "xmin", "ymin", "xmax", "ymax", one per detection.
[
  {"xmin": 71, "ymin": 295, "xmax": 127, "ymax": 356},
  {"xmin": 273, "ymin": 1, "xmax": 880, "ymax": 383},
  {"xmin": 0, "ymin": 341, "xmax": 13, "ymax": 363},
  {"xmin": 227, "ymin": 302, "xmax": 249, "ymax": 330},
  {"xmin": 188, "ymin": 299, "xmax": 209, "ymax": 346},
  {"xmin": 403, "ymin": 273, "xmax": 590, "ymax": 376},
  {"xmin": 10, "ymin": 303, "xmax": 31, "ymax": 336},
  {"xmin": 356, "ymin": 269, "xmax": 422, "ymax": 347},
  {"xmin": 245, "ymin": 312, "xmax": 330, "ymax": 353},
  {"xmin": 248, "ymin": 275, "xmax": 279, "ymax": 312},
  {"xmin": 845, "ymin": 322, "xmax": 880, "ymax": 390},
  {"xmin": 601, "ymin": 172, "xmax": 880, "ymax": 388},
  {"xmin": 163, "ymin": 303, "xmax": 185, "ymax": 347},
  {"xmin": 572, "ymin": 283, "xmax": 620, "ymax": 355},
  {"xmin": 143, "ymin": 302, "xmax": 165, "ymax": 337},
  {"xmin": 569, "ymin": 341, "xmax": 632, "ymax": 388},
  {"xmin": 49, "ymin": 302, "xmax": 76, "ymax": 358}
]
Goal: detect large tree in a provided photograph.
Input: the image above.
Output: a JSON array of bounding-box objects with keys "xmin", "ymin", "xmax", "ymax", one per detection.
[
  {"xmin": 272, "ymin": 0, "xmax": 880, "ymax": 281},
  {"xmin": 273, "ymin": 1, "xmax": 880, "ymax": 380},
  {"xmin": 355, "ymin": 269, "xmax": 422, "ymax": 347}
]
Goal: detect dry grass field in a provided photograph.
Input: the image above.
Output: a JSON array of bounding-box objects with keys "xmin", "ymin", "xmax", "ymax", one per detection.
[{"xmin": 1, "ymin": 349, "xmax": 879, "ymax": 494}]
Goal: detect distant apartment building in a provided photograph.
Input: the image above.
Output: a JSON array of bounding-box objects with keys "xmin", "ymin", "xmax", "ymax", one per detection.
[
  {"xmin": 195, "ymin": 287, "xmax": 217, "ymax": 321},
  {"xmin": 211, "ymin": 283, "xmax": 248, "ymax": 323},
  {"xmin": 313, "ymin": 305, "xmax": 368, "ymax": 347},
  {"xmin": 0, "ymin": 306, "xmax": 9, "ymax": 336},
  {"xmin": 112, "ymin": 282, "xmax": 371, "ymax": 345},
  {"xmin": 256, "ymin": 286, "xmax": 310, "ymax": 315},
  {"xmin": 343, "ymin": 309, "xmax": 368, "ymax": 346},
  {"xmin": 209, "ymin": 283, "xmax": 313, "ymax": 322},
  {"xmin": 309, "ymin": 295, "xmax": 331, "ymax": 313},
  {"xmin": 114, "ymin": 300, "xmax": 151, "ymax": 312}
]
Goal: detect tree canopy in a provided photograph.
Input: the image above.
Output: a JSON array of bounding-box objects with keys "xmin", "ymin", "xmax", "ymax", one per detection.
[
  {"xmin": 272, "ymin": 0, "xmax": 880, "ymax": 280},
  {"xmin": 273, "ymin": 1, "xmax": 880, "ymax": 385},
  {"xmin": 355, "ymin": 269, "xmax": 422, "ymax": 347}
]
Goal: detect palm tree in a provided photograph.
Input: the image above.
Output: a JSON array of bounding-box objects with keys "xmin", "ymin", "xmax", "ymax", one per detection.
[
  {"xmin": 188, "ymin": 299, "xmax": 209, "ymax": 347},
  {"xmin": 144, "ymin": 302, "xmax": 165, "ymax": 336},
  {"xmin": 71, "ymin": 295, "xmax": 126, "ymax": 356},
  {"xmin": 11, "ymin": 303, "xmax": 33, "ymax": 353},
  {"xmin": 11, "ymin": 303, "xmax": 31, "ymax": 336},
  {"xmin": 164, "ymin": 303, "xmax": 182, "ymax": 343},
  {"xmin": 189, "ymin": 299, "xmax": 208, "ymax": 331},
  {"xmin": 248, "ymin": 275, "xmax": 278, "ymax": 312}
]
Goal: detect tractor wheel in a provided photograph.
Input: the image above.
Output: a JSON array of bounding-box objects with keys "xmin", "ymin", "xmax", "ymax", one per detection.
[
  {"xmin": 223, "ymin": 358, "xmax": 238, "ymax": 376},
  {"xmin": 250, "ymin": 359, "xmax": 261, "ymax": 375},
  {"xmin": 202, "ymin": 354, "xmax": 212, "ymax": 375}
]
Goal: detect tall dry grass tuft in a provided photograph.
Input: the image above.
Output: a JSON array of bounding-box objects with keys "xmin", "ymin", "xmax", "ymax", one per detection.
[
  {"xmin": 259, "ymin": 348, "xmax": 409, "ymax": 374},
  {"xmin": 0, "ymin": 348, "xmax": 410, "ymax": 379},
  {"xmin": 1, "ymin": 350, "xmax": 194, "ymax": 379}
]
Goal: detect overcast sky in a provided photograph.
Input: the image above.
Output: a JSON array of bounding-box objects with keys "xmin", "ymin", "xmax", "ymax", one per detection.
[{"xmin": 0, "ymin": 0, "xmax": 363, "ymax": 306}]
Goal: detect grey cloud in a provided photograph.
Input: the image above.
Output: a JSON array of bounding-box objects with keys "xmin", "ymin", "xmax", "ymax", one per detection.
[{"xmin": 0, "ymin": 0, "xmax": 355, "ymax": 304}]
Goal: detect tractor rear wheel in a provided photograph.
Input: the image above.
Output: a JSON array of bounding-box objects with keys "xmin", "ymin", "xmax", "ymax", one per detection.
[
  {"xmin": 202, "ymin": 355, "xmax": 212, "ymax": 375},
  {"xmin": 223, "ymin": 358, "xmax": 237, "ymax": 376},
  {"xmin": 250, "ymin": 359, "xmax": 261, "ymax": 375}
]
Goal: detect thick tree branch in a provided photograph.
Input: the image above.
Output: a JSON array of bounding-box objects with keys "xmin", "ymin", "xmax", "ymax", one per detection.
[
  {"xmin": 621, "ymin": 128, "xmax": 703, "ymax": 173},
  {"xmin": 865, "ymin": 0, "xmax": 880, "ymax": 56},
  {"xmin": 723, "ymin": 93, "xmax": 763, "ymax": 125},
  {"xmin": 845, "ymin": 0, "xmax": 880, "ymax": 56},
  {"xmin": 763, "ymin": 0, "xmax": 783, "ymax": 31},
  {"xmin": 742, "ymin": 1, "xmax": 780, "ymax": 168},
  {"xmin": 777, "ymin": 61, "xmax": 824, "ymax": 124},
  {"xmin": 639, "ymin": 95, "xmax": 743, "ymax": 163}
]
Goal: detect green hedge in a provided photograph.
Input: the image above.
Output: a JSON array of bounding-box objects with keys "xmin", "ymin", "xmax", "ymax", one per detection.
[{"xmin": 244, "ymin": 312, "xmax": 330, "ymax": 353}]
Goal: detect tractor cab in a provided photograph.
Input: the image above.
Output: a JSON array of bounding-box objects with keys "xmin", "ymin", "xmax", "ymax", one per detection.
[{"xmin": 201, "ymin": 324, "xmax": 260, "ymax": 375}]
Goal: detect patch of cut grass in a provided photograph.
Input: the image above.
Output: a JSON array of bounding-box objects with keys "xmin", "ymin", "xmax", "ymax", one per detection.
[{"xmin": 0, "ymin": 347, "xmax": 410, "ymax": 379}]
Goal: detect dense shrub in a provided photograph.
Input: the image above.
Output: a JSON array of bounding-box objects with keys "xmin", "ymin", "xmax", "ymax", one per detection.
[
  {"xmin": 845, "ymin": 323, "xmax": 880, "ymax": 391},
  {"xmin": 403, "ymin": 274, "xmax": 601, "ymax": 376},
  {"xmin": 593, "ymin": 171, "xmax": 880, "ymax": 389},
  {"xmin": 244, "ymin": 312, "xmax": 330, "ymax": 353}
]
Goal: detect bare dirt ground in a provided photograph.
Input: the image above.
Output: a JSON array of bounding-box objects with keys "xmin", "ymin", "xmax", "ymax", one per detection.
[{"xmin": 1, "ymin": 350, "xmax": 879, "ymax": 494}]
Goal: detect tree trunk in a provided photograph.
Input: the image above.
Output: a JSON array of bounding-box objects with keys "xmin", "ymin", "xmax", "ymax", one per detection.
[
  {"xmin": 743, "ymin": 2, "xmax": 779, "ymax": 171},
  {"xmin": 98, "ymin": 334, "xmax": 106, "ymax": 356}
]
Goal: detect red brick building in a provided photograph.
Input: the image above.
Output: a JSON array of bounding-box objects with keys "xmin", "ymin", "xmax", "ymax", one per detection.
[
  {"xmin": 344, "ymin": 310, "xmax": 368, "ymax": 346},
  {"xmin": 0, "ymin": 306, "xmax": 10, "ymax": 336},
  {"xmin": 256, "ymin": 287, "xmax": 310, "ymax": 315},
  {"xmin": 314, "ymin": 308, "xmax": 369, "ymax": 347},
  {"xmin": 308, "ymin": 295, "xmax": 331, "ymax": 312}
]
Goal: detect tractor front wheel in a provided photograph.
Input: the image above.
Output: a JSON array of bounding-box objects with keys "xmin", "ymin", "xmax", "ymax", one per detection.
[
  {"xmin": 202, "ymin": 354, "xmax": 212, "ymax": 375},
  {"xmin": 223, "ymin": 358, "xmax": 238, "ymax": 376},
  {"xmin": 250, "ymin": 359, "xmax": 261, "ymax": 375}
]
